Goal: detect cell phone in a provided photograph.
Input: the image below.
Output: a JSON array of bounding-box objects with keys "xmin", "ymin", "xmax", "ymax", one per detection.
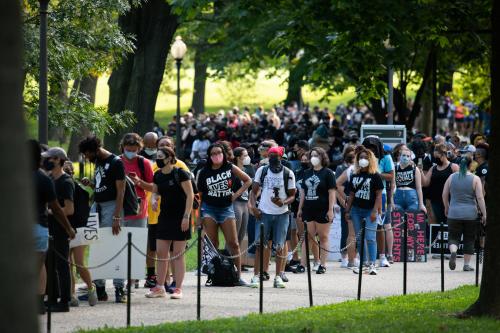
[{"xmin": 129, "ymin": 172, "xmax": 137, "ymax": 178}]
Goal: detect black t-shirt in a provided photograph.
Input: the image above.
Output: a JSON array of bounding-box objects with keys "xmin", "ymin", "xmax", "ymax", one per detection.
[
  {"xmin": 302, "ymin": 168, "xmax": 336, "ymax": 211},
  {"xmin": 233, "ymin": 165, "xmax": 255, "ymax": 202},
  {"xmin": 291, "ymin": 167, "xmax": 307, "ymax": 214},
  {"xmin": 48, "ymin": 173, "xmax": 75, "ymax": 237},
  {"xmin": 348, "ymin": 172, "xmax": 384, "ymax": 209},
  {"xmin": 154, "ymin": 168, "xmax": 190, "ymax": 219},
  {"xmin": 395, "ymin": 164, "xmax": 416, "ymax": 189},
  {"xmin": 35, "ymin": 169, "xmax": 56, "ymax": 227},
  {"xmin": 476, "ymin": 162, "xmax": 488, "ymax": 181},
  {"xmin": 94, "ymin": 155, "xmax": 125, "ymax": 203},
  {"xmin": 197, "ymin": 163, "xmax": 234, "ymax": 207}
]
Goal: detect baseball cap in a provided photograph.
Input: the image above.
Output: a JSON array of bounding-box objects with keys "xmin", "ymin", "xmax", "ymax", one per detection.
[
  {"xmin": 268, "ymin": 146, "xmax": 285, "ymax": 157},
  {"xmin": 42, "ymin": 147, "xmax": 68, "ymax": 160},
  {"xmin": 459, "ymin": 145, "xmax": 476, "ymax": 154}
]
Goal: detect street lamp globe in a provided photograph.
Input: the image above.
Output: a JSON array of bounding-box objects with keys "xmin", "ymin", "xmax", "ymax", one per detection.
[{"xmin": 171, "ymin": 36, "xmax": 187, "ymax": 61}]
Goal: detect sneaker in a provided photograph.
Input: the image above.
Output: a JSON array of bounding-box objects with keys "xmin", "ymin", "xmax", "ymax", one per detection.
[
  {"xmin": 347, "ymin": 262, "xmax": 357, "ymax": 269},
  {"xmin": 144, "ymin": 275, "xmax": 157, "ymax": 289},
  {"xmin": 294, "ymin": 264, "xmax": 305, "ymax": 273},
  {"xmin": 340, "ymin": 259, "xmax": 349, "ymax": 268},
  {"xmin": 50, "ymin": 302, "xmax": 70, "ymax": 313},
  {"xmin": 115, "ymin": 288, "xmax": 127, "ymax": 303},
  {"xmin": 352, "ymin": 266, "xmax": 360, "ymax": 274},
  {"xmin": 316, "ymin": 265, "xmax": 326, "ymax": 274},
  {"xmin": 279, "ymin": 272, "xmax": 289, "ymax": 282},
  {"xmin": 145, "ymin": 286, "xmax": 166, "ymax": 298},
  {"xmin": 249, "ymin": 275, "xmax": 260, "ymax": 288},
  {"xmin": 236, "ymin": 278, "xmax": 250, "ymax": 287},
  {"xmin": 171, "ymin": 288, "xmax": 183, "ymax": 299},
  {"xmin": 379, "ymin": 257, "xmax": 390, "ymax": 268},
  {"xmin": 165, "ymin": 281, "xmax": 176, "ymax": 294},
  {"xmin": 262, "ymin": 272, "xmax": 270, "ymax": 281},
  {"xmin": 449, "ymin": 252, "xmax": 457, "ymax": 271},
  {"xmin": 285, "ymin": 263, "xmax": 295, "ymax": 272},
  {"xmin": 88, "ymin": 284, "xmax": 98, "ymax": 306},
  {"xmin": 463, "ymin": 265, "xmax": 474, "ymax": 272},
  {"xmin": 387, "ymin": 255, "xmax": 394, "ymax": 264},
  {"xmin": 80, "ymin": 289, "xmax": 107, "ymax": 302},
  {"xmin": 312, "ymin": 262, "xmax": 320, "ymax": 271},
  {"xmin": 69, "ymin": 295, "xmax": 79, "ymax": 307},
  {"xmin": 273, "ymin": 276, "xmax": 286, "ymax": 288},
  {"xmin": 369, "ymin": 264, "xmax": 378, "ymax": 275}
]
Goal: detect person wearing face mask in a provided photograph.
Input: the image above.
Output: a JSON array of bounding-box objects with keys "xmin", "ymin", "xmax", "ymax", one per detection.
[
  {"xmin": 197, "ymin": 143, "xmax": 252, "ymax": 286},
  {"xmin": 297, "ymin": 148, "xmax": 336, "ymax": 274},
  {"xmin": 78, "ymin": 136, "xmax": 126, "ymax": 303},
  {"xmin": 345, "ymin": 146, "xmax": 384, "ymax": 275},
  {"xmin": 393, "ymin": 147, "xmax": 427, "ymax": 213},
  {"xmin": 232, "ymin": 147, "xmax": 255, "ymax": 246},
  {"xmin": 145, "ymin": 147, "xmax": 194, "ymax": 299},
  {"xmin": 421, "ymin": 143, "xmax": 459, "ymax": 226},
  {"xmin": 139, "ymin": 132, "xmax": 158, "ymax": 161}
]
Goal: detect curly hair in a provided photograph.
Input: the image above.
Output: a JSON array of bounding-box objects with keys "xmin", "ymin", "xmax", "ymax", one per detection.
[
  {"xmin": 78, "ymin": 136, "xmax": 102, "ymax": 154},
  {"xmin": 309, "ymin": 147, "xmax": 330, "ymax": 168},
  {"xmin": 354, "ymin": 146, "xmax": 379, "ymax": 174}
]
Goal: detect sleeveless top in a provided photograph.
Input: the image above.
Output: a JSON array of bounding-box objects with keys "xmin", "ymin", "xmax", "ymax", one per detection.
[
  {"xmin": 429, "ymin": 163, "xmax": 453, "ymax": 204},
  {"xmin": 448, "ymin": 173, "xmax": 478, "ymax": 220},
  {"xmin": 395, "ymin": 164, "xmax": 416, "ymax": 189}
]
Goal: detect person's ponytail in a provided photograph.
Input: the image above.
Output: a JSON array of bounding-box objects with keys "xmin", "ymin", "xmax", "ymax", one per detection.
[{"xmin": 459, "ymin": 156, "xmax": 472, "ymax": 178}]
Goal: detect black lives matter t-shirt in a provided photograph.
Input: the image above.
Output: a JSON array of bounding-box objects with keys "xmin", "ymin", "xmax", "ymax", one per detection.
[
  {"xmin": 302, "ymin": 168, "xmax": 336, "ymax": 211},
  {"xmin": 49, "ymin": 173, "xmax": 75, "ymax": 237},
  {"xmin": 197, "ymin": 163, "xmax": 234, "ymax": 208},
  {"xmin": 94, "ymin": 154, "xmax": 125, "ymax": 203},
  {"xmin": 35, "ymin": 169, "xmax": 56, "ymax": 227},
  {"xmin": 348, "ymin": 172, "xmax": 384, "ymax": 209}
]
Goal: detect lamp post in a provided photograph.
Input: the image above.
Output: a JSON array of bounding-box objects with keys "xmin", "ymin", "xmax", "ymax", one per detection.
[
  {"xmin": 170, "ymin": 36, "xmax": 187, "ymax": 159},
  {"xmin": 39, "ymin": 0, "xmax": 49, "ymax": 144},
  {"xmin": 384, "ymin": 38, "xmax": 395, "ymax": 125}
]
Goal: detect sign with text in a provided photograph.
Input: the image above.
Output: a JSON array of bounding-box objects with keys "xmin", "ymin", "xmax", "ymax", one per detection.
[
  {"xmin": 429, "ymin": 224, "xmax": 464, "ymax": 255},
  {"xmin": 392, "ymin": 211, "xmax": 427, "ymax": 262},
  {"xmin": 88, "ymin": 227, "xmax": 147, "ymax": 280},
  {"xmin": 70, "ymin": 212, "xmax": 99, "ymax": 248}
]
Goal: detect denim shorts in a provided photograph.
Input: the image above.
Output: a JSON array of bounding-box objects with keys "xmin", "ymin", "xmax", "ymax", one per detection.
[
  {"xmin": 394, "ymin": 189, "xmax": 419, "ymax": 212},
  {"xmin": 255, "ymin": 212, "xmax": 290, "ymax": 249},
  {"xmin": 34, "ymin": 224, "xmax": 49, "ymax": 252},
  {"xmin": 201, "ymin": 202, "xmax": 236, "ymax": 224}
]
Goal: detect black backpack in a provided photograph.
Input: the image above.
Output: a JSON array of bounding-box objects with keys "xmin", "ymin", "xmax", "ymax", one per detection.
[
  {"xmin": 114, "ymin": 156, "xmax": 143, "ymax": 217},
  {"xmin": 205, "ymin": 251, "xmax": 239, "ymax": 287},
  {"xmin": 173, "ymin": 167, "xmax": 200, "ymax": 209},
  {"xmin": 71, "ymin": 181, "xmax": 91, "ymax": 228}
]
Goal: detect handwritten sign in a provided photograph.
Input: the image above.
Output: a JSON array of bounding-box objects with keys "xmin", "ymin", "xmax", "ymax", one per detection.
[
  {"xmin": 392, "ymin": 210, "xmax": 427, "ymax": 262},
  {"xmin": 70, "ymin": 213, "xmax": 99, "ymax": 248}
]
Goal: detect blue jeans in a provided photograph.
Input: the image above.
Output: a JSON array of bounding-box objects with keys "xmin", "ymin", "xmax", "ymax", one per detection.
[
  {"xmin": 34, "ymin": 224, "xmax": 49, "ymax": 252},
  {"xmin": 394, "ymin": 189, "xmax": 419, "ymax": 211},
  {"xmin": 350, "ymin": 207, "xmax": 377, "ymax": 263},
  {"xmin": 255, "ymin": 212, "xmax": 290, "ymax": 249}
]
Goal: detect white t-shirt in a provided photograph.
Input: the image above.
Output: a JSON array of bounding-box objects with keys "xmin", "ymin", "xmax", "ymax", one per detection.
[
  {"xmin": 255, "ymin": 166, "xmax": 296, "ymax": 215},
  {"xmin": 191, "ymin": 139, "xmax": 210, "ymax": 160}
]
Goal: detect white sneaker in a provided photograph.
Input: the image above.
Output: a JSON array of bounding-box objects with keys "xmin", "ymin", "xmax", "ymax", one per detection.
[
  {"xmin": 340, "ymin": 258, "xmax": 349, "ymax": 268},
  {"xmin": 312, "ymin": 262, "xmax": 320, "ymax": 271},
  {"xmin": 273, "ymin": 276, "xmax": 286, "ymax": 288},
  {"xmin": 379, "ymin": 257, "xmax": 390, "ymax": 268},
  {"xmin": 369, "ymin": 264, "xmax": 378, "ymax": 275},
  {"xmin": 249, "ymin": 275, "xmax": 259, "ymax": 288}
]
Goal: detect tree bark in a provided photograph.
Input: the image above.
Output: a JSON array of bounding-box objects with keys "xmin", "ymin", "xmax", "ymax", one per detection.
[
  {"xmin": 106, "ymin": 0, "xmax": 179, "ymax": 153},
  {"xmin": 48, "ymin": 80, "xmax": 68, "ymax": 143},
  {"xmin": 463, "ymin": 0, "xmax": 500, "ymax": 319},
  {"xmin": 369, "ymin": 98, "xmax": 388, "ymax": 124},
  {"xmin": 67, "ymin": 75, "xmax": 98, "ymax": 160},
  {"xmin": 191, "ymin": 50, "xmax": 208, "ymax": 114},
  {"xmin": 438, "ymin": 69, "xmax": 454, "ymax": 96},
  {"xmin": 393, "ymin": 87, "xmax": 410, "ymax": 124},
  {"xmin": 285, "ymin": 60, "xmax": 304, "ymax": 109},
  {"xmin": 0, "ymin": 1, "xmax": 38, "ymax": 331}
]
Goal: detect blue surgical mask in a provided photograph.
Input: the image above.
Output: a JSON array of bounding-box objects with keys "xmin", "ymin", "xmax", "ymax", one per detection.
[
  {"xmin": 400, "ymin": 155, "xmax": 410, "ymax": 165},
  {"xmin": 124, "ymin": 150, "xmax": 137, "ymax": 159}
]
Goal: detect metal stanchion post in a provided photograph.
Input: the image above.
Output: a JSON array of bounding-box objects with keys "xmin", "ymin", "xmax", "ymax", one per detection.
[
  {"xmin": 197, "ymin": 226, "xmax": 202, "ymax": 320},
  {"xmin": 440, "ymin": 220, "xmax": 445, "ymax": 292},
  {"xmin": 47, "ymin": 235, "xmax": 54, "ymax": 333},
  {"xmin": 357, "ymin": 218, "xmax": 366, "ymax": 301},
  {"xmin": 403, "ymin": 213, "xmax": 408, "ymax": 295},
  {"xmin": 259, "ymin": 223, "xmax": 264, "ymax": 314},
  {"xmin": 304, "ymin": 226, "xmax": 313, "ymax": 307},
  {"xmin": 127, "ymin": 232, "xmax": 132, "ymax": 327},
  {"xmin": 475, "ymin": 221, "xmax": 480, "ymax": 287}
]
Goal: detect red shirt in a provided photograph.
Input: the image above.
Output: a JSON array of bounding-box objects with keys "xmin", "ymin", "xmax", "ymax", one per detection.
[{"xmin": 121, "ymin": 156, "xmax": 154, "ymax": 219}]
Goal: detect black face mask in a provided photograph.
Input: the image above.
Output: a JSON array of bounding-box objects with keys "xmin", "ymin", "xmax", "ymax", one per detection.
[
  {"xmin": 156, "ymin": 159, "xmax": 166, "ymax": 168},
  {"xmin": 435, "ymin": 158, "xmax": 444, "ymax": 166},
  {"xmin": 269, "ymin": 156, "xmax": 283, "ymax": 173},
  {"xmin": 43, "ymin": 159, "xmax": 55, "ymax": 171},
  {"xmin": 345, "ymin": 155, "xmax": 355, "ymax": 164},
  {"xmin": 300, "ymin": 162, "xmax": 310, "ymax": 170}
]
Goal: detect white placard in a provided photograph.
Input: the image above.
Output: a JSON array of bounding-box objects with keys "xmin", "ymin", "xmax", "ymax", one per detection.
[
  {"xmin": 88, "ymin": 227, "xmax": 147, "ymax": 280},
  {"xmin": 328, "ymin": 206, "xmax": 342, "ymax": 261},
  {"xmin": 70, "ymin": 212, "xmax": 100, "ymax": 248}
]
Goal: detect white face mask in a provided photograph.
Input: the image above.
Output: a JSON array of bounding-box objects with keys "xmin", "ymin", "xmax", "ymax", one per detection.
[
  {"xmin": 311, "ymin": 156, "xmax": 321, "ymax": 167},
  {"xmin": 243, "ymin": 156, "xmax": 251, "ymax": 165},
  {"xmin": 358, "ymin": 158, "xmax": 369, "ymax": 168}
]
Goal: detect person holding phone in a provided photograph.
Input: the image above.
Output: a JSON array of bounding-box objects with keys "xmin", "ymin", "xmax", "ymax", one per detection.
[
  {"xmin": 345, "ymin": 146, "xmax": 383, "ymax": 275},
  {"xmin": 297, "ymin": 148, "xmax": 336, "ymax": 274}
]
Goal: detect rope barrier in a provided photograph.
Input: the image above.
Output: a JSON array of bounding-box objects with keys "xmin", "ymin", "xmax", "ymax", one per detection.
[
  {"xmin": 275, "ymin": 233, "xmax": 305, "ymax": 259},
  {"xmin": 218, "ymin": 238, "xmax": 260, "ymax": 259},
  {"xmin": 131, "ymin": 237, "xmax": 199, "ymax": 262},
  {"xmin": 53, "ymin": 244, "xmax": 128, "ymax": 270}
]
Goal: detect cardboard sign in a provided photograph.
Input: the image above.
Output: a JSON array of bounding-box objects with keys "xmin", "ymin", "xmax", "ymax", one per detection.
[
  {"xmin": 429, "ymin": 224, "xmax": 464, "ymax": 255},
  {"xmin": 70, "ymin": 212, "xmax": 99, "ymax": 248},
  {"xmin": 88, "ymin": 227, "xmax": 147, "ymax": 280},
  {"xmin": 391, "ymin": 211, "xmax": 427, "ymax": 262}
]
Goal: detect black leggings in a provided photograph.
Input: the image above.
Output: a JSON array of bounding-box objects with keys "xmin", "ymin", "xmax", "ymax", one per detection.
[{"xmin": 48, "ymin": 235, "xmax": 71, "ymax": 303}]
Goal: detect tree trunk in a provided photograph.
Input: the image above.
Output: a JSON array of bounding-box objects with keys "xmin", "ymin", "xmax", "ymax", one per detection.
[
  {"xmin": 48, "ymin": 80, "xmax": 68, "ymax": 143},
  {"xmin": 191, "ymin": 50, "xmax": 208, "ymax": 114},
  {"xmin": 463, "ymin": 0, "xmax": 500, "ymax": 319},
  {"xmin": 438, "ymin": 69, "xmax": 454, "ymax": 96},
  {"xmin": 406, "ymin": 48, "xmax": 434, "ymax": 131},
  {"xmin": 419, "ymin": 82, "xmax": 433, "ymax": 135},
  {"xmin": 285, "ymin": 60, "xmax": 304, "ymax": 109},
  {"xmin": 106, "ymin": 0, "xmax": 179, "ymax": 153},
  {"xmin": 369, "ymin": 98, "xmax": 388, "ymax": 124},
  {"xmin": 67, "ymin": 75, "xmax": 98, "ymax": 160},
  {"xmin": 393, "ymin": 87, "xmax": 410, "ymax": 124},
  {"xmin": 0, "ymin": 1, "xmax": 38, "ymax": 331}
]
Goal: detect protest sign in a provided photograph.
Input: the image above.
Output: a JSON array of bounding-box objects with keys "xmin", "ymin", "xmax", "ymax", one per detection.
[
  {"xmin": 392, "ymin": 210, "xmax": 427, "ymax": 262},
  {"xmin": 429, "ymin": 224, "xmax": 464, "ymax": 255},
  {"xmin": 70, "ymin": 212, "xmax": 99, "ymax": 248}
]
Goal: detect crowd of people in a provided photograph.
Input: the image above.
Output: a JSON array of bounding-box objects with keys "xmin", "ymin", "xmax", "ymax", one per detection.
[{"xmin": 32, "ymin": 103, "xmax": 489, "ymax": 314}]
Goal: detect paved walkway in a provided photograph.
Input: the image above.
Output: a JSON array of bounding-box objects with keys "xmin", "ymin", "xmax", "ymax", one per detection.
[{"xmin": 40, "ymin": 257, "xmax": 480, "ymax": 332}]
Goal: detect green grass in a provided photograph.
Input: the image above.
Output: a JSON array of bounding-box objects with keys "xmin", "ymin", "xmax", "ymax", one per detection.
[{"xmin": 80, "ymin": 285, "xmax": 499, "ymax": 333}]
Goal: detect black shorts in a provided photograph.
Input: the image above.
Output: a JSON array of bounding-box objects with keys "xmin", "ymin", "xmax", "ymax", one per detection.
[
  {"xmin": 148, "ymin": 224, "xmax": 157, "ymax": 252},
  {"xmin": 303, "ymin": 209, "xmax": 329, "ymax": 224}
]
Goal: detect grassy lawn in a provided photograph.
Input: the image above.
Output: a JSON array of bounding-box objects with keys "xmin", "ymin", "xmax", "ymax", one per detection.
[{"xmin": 79, "ymin": 285, "xmax": 499, "ymax": 333}]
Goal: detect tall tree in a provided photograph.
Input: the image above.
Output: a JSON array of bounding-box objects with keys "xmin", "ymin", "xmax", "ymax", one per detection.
[
  {"xmin": 191, "ymin": 49, "xmax": 208, "ymax": 114},
  {"xmin": 0, "ymin": 0, "xmax": 38, "ymax": 331}
]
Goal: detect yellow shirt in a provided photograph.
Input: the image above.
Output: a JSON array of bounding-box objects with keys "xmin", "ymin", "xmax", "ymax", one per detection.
[{"xmin": 147, "ymin": 160, "xmax": 190, "ymax": 225}]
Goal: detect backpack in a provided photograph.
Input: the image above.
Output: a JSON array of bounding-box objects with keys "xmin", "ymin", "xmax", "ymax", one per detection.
[
  {"xmin": 71, "ymin": 181, "xmax": 91, "ymax": 228},
  {"xmin": 259, "ymin": 165, "xmax": 292, "ymax": 193},
  {"xmin": 114, "ymin": 156, "xmax": 141, "ymax": 217},
  {"xmin": 205, "ymin": 250, "xmax": 239, "ymax": 287},
  {"xmin": 172, "ymin": 167, "xmax": 200, "ymax": 209}
]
